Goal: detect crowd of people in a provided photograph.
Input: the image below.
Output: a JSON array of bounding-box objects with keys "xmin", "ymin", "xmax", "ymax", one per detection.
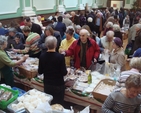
[{"xmin": 0, "ymin": 7, "xmax": 141, "ymax": 110}]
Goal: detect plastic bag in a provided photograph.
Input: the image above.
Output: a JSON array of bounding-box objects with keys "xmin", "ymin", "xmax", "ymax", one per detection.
[{"xmin": 79, "ymin": 106, "xmax": 90, "ymax": 113}]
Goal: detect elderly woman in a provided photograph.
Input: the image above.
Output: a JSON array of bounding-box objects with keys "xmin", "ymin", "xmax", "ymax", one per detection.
[
  {"xmin": 59, "ymin": 28, "xmax": 76, "ymax": 67},
  {"xmin": 115, "ymin": 57, "xmax": 141, "ymax": 89},
  {"xmin": 0, "ymin": 36, "xmax": 28, "ymax": 86},
  {"xmin": 99, "ymin": 31, "xmax": 114, "ymax": 53},
  {"xmin": 102, "ymin": 74, "xmax": 141, "ymax": 113},
  {"xmin": 38, "ymin": 36, "xmax": 67, "ymax": 105},
  {"xmin": 109, "ymin": 37, "xmax": 125, "ymax": 71},
  {"xmin": 113, "ymin": 24, "xmax": 123, "ymax": 41},
  {"xmin": 103, "ymin": 21, "xmax": 113, "ymax": 36}
]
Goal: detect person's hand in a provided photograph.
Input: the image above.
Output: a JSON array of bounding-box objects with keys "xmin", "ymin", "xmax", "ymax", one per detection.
[
  {"xmin": 104, "ymin": 49, "xmax": 110, "ymax": 54},
  {"xmin": 12, "ymin": 49, "xmax": 19, "ymax": 53},
  {"xmin": 94, "ymin": 58, "xmax": 97, "ymax": 63},
  {"xmin": 22, "ymin": 54, "xmax": 29, "ymax": 62}
]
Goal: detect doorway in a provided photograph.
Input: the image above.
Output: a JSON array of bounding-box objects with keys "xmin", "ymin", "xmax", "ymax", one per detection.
[{"xmin": 107, "ymin": 0, "xmax": 125, "ymax": 8}]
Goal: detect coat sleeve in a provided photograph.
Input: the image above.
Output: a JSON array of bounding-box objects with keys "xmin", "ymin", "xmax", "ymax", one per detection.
[
  {"xmin": 65, "ymin": 41, "xmax": 76, "ymax": 56},
  {"xmin": 60, "ymin": 54, "xmax": 67, "ymax": 76},
  {"xmin": 37, "ymin": 34, "xmax": 46, "ymax": 49},
  {"xmin": 38, "ymin": 56, "xmax": 43, "ymax": 74}
]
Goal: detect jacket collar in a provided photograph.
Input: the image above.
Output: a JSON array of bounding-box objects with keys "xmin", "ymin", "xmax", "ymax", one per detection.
[{"xmin": 77, "ymin": 38, "xmax": 92, "ymax": 48}]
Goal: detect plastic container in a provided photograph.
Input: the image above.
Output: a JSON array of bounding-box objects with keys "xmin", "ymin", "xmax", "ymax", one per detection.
[
  {"xmin": 12, "ymin": 87, "xmax": 26, "ymax": 97},
  {"xmin": 7, "ymin": 89, "xmax": 53, "ymax": 113},
  {"xmin": 0, "ymin": 86, "xmax": 19, "ymax": 110}
]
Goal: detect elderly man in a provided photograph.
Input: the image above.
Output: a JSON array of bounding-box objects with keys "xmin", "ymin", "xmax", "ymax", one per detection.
[
  {"xmin": 24, "ymin": 17, "xmax": 42, "ymax": 35},
  {"xmin": 61, "ymin": 29, "xmax": 100, "ymax": 69},
  {"xmin": 99, "ymin": 31, "xmax": 114, "ymax": 53}
]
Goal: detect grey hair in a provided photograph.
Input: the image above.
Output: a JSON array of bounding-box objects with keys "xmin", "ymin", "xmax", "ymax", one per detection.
[
  {"xmin": 45, "ymin": 36, "xmax": 57, "ymax": 49},
  {"xmin": 113, "ymin": 24, "xmax": 120, "ymax": 31},
  {"xmin": 130, "ymin": 57, "xmax": 141, "ymax": 70},
  {"xmin": 106, "ymin": 30, "xmax": 114, "ymax": 37},
  {"xmin": 75, "ymin": 25, "xmax": 81, "ymax": 30},
  {"xmin": 136, "ymin": 24, "xmax": 141, "ymax": 29},
  {"xmin": 106, "ymin": 22, "xmax": 113, "ymax": 28},
  {"xmin": 0, "ymin": 35, "xmax": 7, "ymax": 49}
]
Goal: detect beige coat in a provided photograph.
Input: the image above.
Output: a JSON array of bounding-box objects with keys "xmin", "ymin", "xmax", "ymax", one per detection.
[{"xmin": 110, "ymin": 48, "xmax": 125, "ymax": 71}]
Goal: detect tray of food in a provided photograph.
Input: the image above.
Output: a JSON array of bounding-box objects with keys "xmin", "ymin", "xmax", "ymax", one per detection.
[
  {"xmin": 7, "ymin": 89, "xmax": 53, "ymax": 113},
  {"xmin": 92, "ymin": 79, "xmax": 116, "ymax": 102},
  {"xmin": 0, "ymin": 86, "xmax": 19, "ymax": 110}
]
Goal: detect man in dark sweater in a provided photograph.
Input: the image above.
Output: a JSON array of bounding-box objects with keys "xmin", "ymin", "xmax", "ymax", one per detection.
[{"xmin": 24, "ymin": 17, "xmax": 42, "ymax": 35}]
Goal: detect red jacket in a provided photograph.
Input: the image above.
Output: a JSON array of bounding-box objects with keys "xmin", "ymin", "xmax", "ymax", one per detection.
[{"xmin": 66, "ymin": 38, "xmax": 100, "ymax": 69}]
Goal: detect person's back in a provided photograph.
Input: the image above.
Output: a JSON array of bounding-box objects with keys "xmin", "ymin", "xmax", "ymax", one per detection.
[{"xmin": 26, "ymin": 32, "xmax": 40, "ymax": 55}]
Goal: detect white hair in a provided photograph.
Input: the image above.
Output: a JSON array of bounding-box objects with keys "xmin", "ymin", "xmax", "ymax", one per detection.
[
  {"xmin": 87, "ymin": 17, "xmax": 93, "ymax": 22},
  {"xmin": 113, "ymin": 24, "xmax": 120, "ymax": 31},
  {"xmin": 106, "ymin": 22, "xmax": 113, "ymax": 28},
  {"xmin": 45, "ymin": 36, "xmax": 57, "ymax": 49},
  {"xmin": 75, "ymin": 25, "xmax": 81, "ymax": 30},
  {"xmin": 0, "ymin": 35, "xmax": 7, "ymax": 49},
  {"xmin": 80, "ymin": 29, "xmax": 90, "ymax": 37},
  {"xmin": 106, "ymin": 31, "xmax": 114, "ymax": 37}
]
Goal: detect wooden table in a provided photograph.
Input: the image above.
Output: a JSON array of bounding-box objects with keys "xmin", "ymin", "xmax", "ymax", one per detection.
[{"xmin": 30, "ymin": 78, "xmax": 102, "ymax": 113}]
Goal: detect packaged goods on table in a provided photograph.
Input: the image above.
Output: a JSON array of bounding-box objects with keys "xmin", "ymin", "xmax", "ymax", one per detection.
[
  {"xmin": 0, "ymin": 86, "xmax": 19, "ymax": 109},
  {"xmin": 17, "ymin": 57, "xmax": 39, "ymax": 79},
  {"xmin": 8, "ymin": 89, "xmax": 53, "ymax": 113},
  {"xmin": 93, "ymin": 79, "xmax": 116, "ymax": 102}
]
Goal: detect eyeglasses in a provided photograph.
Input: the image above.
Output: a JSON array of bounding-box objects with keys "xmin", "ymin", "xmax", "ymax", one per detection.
[{"xmin": 79, "ymin": 35, "xmax": 86, "ymax": 37}]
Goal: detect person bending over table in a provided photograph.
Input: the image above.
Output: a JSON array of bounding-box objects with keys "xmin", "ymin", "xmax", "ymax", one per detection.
[
  {"xmin": 0, "ymin": 35, "xmax": 28, "ymax": 87},
  {"xmin": 38, "ymin": 36, "xmax": 67, "ymax": 105},
  {"xmin": 102, "ymin": 74, "xmax": 141, "ymax": 113},
  {"xmin": 12, "ymin": 26, "xmax": 41, "ymax": 58}
]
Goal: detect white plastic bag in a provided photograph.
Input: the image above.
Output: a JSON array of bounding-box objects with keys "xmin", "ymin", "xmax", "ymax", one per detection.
[{"xmin": 79, "ymin": 106, "xmax": 90, "ymax": 113}]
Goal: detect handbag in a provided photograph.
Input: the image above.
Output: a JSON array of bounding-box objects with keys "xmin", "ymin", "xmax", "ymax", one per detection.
[{"xmin": 88, "ymin": 60, "xmax": 105, "ymax": 73}]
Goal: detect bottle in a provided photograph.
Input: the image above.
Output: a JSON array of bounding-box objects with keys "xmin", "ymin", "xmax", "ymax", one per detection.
[{"xmin": 88, "ymin": 72, "xmax": 92, "ymax": 84}]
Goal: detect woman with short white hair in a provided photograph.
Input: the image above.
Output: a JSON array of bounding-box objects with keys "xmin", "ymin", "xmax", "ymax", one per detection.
[
  {"xmin": 103, "ymin": 21, "xmax": 113, "ymax": 36},
  {"xmin": 38, "ymin": 35, "xmax": 67, "ymax": 105},
  {"xmin": 0, "ymin": 35, "xmax": 28, "ymax": 86}
]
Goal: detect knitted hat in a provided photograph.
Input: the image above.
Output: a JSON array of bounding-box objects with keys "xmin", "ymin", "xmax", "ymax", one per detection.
[{"xmin": 113, "ymin": 37, "xmax": 122, "ymax": 47}]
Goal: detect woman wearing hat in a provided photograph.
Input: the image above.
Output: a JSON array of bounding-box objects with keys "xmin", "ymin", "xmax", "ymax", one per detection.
[{"xmin": 109, "ymin": 37, "xmax": 125, "ymax": 71}]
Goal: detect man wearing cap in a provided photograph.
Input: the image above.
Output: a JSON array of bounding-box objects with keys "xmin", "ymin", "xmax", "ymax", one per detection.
[
  {"xmin": 110, "ymin": 37, "xmax": 125, "ymax": 71},
  {"xmin": 6, "ymin": 28, "xmax": 25, "ymax": 50}
]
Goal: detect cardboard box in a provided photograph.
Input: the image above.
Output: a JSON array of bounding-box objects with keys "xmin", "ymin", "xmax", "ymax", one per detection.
[{"xmin": 92, "ymin": 79, "xmax": 116, "ymax": 102}]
